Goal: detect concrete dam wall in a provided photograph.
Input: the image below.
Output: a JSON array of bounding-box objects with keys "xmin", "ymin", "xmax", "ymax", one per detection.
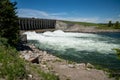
[{"xmin": 19, "ymin": 17, "xmax": 56, "ymax": 30}]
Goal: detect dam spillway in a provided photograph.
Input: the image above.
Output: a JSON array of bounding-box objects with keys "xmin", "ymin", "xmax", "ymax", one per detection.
[{"xmin": 19, "ymin": 17, "xmax": 56, "ymax": 30}]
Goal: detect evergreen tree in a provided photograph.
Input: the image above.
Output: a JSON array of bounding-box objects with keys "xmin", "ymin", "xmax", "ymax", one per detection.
[
  {"xmin": 108, "ymin": 21, "xmax": 112, "ymax": 27},
  {"xmin": 114, "ymin": 21, "xmax": 120, "ymax": 29},
  {"xmin": 0, "ymin": 0, "xmax": 19, "ymax": 46}
]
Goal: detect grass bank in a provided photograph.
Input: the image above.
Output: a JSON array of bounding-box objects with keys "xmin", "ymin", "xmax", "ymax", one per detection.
[
  {"xmin": 0, "ymin": 38, "xmax": 27, "ymax": 80},
  {"xmin": 0, "ymin": 37, "xmax": 59, "ymax": 80}
]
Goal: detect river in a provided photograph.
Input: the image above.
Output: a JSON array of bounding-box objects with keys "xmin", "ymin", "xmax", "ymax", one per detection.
[{"xmin": 24, "ymin": 30, "xmax": 120, "ymax": 70}]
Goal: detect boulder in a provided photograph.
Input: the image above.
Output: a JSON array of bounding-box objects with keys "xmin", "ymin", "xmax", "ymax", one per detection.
[
  {"xmin": 68, "ymin": 64, "xmax": 75, "ymax": 68},
  {"xmin": 29, "ymin": 56, "xmax": 40, "ymax": 64},
  {"xmin": 87, "ymin": 63, "xmax": 94, "ymax": 69},
  {"xmin": 20, "ymin": 34, "xmax": 27, "ymax": 43}
]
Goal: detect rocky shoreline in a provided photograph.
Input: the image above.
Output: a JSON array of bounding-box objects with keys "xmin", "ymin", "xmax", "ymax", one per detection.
[{"xmin": 19, "ymin": 44, "xmax": 114, "ymax": 80}]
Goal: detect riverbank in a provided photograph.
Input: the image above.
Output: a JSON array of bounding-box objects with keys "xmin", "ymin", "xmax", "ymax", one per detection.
[
  {"xmin": 19, "ymin": 44, "xmax": 114, "ymax": 80},
  {"xmin": 19, "ymin": 29, "xmax": 120, "ymax": 35}
]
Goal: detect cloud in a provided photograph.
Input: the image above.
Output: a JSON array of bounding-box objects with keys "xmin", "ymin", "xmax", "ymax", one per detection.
[
  {"xmin": 66, "ymin": 17, "xmax": 99, "ymax": 23},
  {"xmin": 50, "ymin": 12, "xmax": 67, "ymax": 16},
  {"xmin": 17, "ymin": 8, "xmax": 100, "ymax": 23},
  {"xmin": 17, "ymin": 9, "xmax": 49, "ymax": 18}
]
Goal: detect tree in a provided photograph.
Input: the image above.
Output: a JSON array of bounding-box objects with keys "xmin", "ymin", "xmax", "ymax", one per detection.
[
  {"xmin": 0, "ymin": 0, "xmax": 19, "ymax": 46},
  {"xmin": 114, "ymin": 21, "xmax": 120, "ymax": 29},
  {"xmin": 108, "ymin": 21, "xmax": 112, "ymax": 27}
]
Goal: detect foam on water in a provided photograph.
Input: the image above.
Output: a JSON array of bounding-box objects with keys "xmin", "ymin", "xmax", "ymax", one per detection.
[
  {"xmin": 24, "ymin": 30, "xmax": 120, "ymax": 69},
  {"xmin": 24, "ymin": 30, "xmax": 120, "ymax": 54}
]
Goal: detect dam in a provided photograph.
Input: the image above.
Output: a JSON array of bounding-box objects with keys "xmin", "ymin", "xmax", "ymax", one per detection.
[
  {"xmin": 19, "ymin": 17, "xmax": 120, "ymax": 70},
  {"xmin": 19, "ymin": 17, "xmax": 56, "ymax": 30}
]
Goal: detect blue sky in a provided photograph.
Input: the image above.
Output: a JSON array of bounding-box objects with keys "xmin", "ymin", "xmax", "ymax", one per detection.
[{"xmin": 11, "ymin": 0, "xmax": 120, "ymax": 23}]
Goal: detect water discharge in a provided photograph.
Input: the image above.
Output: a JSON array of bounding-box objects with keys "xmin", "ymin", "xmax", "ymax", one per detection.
[{"xmin": 24, "ymin": 30, "xmax": 120, "ymax": 69}]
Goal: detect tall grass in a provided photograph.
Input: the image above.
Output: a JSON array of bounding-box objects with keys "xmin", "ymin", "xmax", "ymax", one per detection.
[{"xmin": 0, "ymin": 38, "xmax": 27, "ymax": 80}]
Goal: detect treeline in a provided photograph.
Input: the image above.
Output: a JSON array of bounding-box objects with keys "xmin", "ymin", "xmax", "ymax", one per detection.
[{"xmin": 108, "ymin": 21, "xmax": 120, "ymax": 29}]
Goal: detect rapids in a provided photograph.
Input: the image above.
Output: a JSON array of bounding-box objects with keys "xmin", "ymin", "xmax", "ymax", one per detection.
[{"xmin": 24, "ymin": 30, "xmax": 120, "ymax": 69}]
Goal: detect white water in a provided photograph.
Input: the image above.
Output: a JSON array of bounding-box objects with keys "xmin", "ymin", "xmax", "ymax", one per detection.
[
  {"xmin": 24, "ymin": 30, "xmax": 120, "ymax": 54},
  {"xmin": 24, "ymin": 30, "xmax": 120, "ymax": 68}
]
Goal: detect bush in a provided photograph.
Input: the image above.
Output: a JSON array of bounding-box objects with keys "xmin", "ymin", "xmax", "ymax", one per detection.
[
  {"xmin": 114, "ymin": 21, "xmax": 120, "ymax": 29},
  {"xmin": 0, "ymin": 37, "xmax": 8, "ymax": 46},
  {"xmin": 108, "ymin": 21, "xmax": 113, "ymax": 27}
]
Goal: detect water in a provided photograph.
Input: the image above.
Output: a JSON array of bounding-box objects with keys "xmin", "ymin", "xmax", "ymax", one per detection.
[{"xmin": 24, "ymin": 30, "xmax": 120, "ymax": 70}]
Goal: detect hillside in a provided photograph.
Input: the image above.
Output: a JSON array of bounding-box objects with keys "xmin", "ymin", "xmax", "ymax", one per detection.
[
  {"xmin": 62, "ymin": 20, "xmax": 99, "ymax": 26},
  {"xmin": 56, "ymin": 20, "xmax": 120, "ymax": 32}
]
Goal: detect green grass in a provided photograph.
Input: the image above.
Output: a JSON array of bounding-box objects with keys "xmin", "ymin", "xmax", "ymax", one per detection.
[
  {"xmin": 62, "ymin": 20, "xmax": 99, "ymax": 26},
  {"xmin": 0, "ymin": 39, "xmax": 27, "ymax": 80},
  {"xmin": 62, "ymin": 20, "xmax": 120, "ymax": 30},
  {"xmin": 0, "ymin": 37, "xmax": 60, "ymax": 80},
  {"xmin": 96, "ymin": 24, "xmax": 120, "ymax": 30}
]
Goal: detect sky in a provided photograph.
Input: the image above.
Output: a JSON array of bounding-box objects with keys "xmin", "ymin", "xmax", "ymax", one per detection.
[{"xmin": 10, "ymin": 0, "xmax": 120, "ymax": 23}]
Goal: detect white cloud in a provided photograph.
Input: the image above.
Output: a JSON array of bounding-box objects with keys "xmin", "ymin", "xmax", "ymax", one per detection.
[
  {"xmin": 67, "ymin": 17, "xmax": 99, "ymax": 23},
  {"xmin": 102, "ymin": 16, "xmax": 120, "ymax": 23},
  {"xmin": 50, "ymin": 12, "xmax": 67, "ymax": 16},
  {"xmin": 17, "ymin": 9, "xmax": 49, "ymax": 18}
]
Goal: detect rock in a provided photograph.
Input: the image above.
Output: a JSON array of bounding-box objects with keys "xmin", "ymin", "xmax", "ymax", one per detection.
[
  {"xmin": 59, "ymin": 65, "xmax": 68, "ymax": 69},
  {"xmin": 28, "ymin": 74, "xmax": 33, "ymax": 78},
  {"xmin": 86, "ymin": 68, "xmax": 91, "ymax": 71},
  {"xmin": 24, "ymin": 54, "xmax": 30, "ymax": 60},
  {"xmin": 43, "ymin": 51, "xmax": 47, "ymax": 55},
  {"xmin": 68, "ymin": 64, "xmax": 75, "ymax": 68},
  {"xmin": 75, "ymin": 63, "xmax": 81, "ymax": 67},
  {"xmin": 29, "ymin": 56, "xmax": 40, "ymax": 64},
  {"xmin": 41, "ymin": 65, "xmax": 47, "ymax": 68},
  {"xmin": 56, "ymin": 21, "xmax": 68, "ymax": 30},
  {"xmin": 31, "ymin": 45, "xmax": 36, "ymax": 49},
  {"xmin": 28, "ymin": 51, "xmax": 33, "ymax": 54},
  {"xmin": 87, "ymin": 63, "xmax": 94, "ymax": 69},
  {"xmin": 0, "ymin": 63, "xmax": 2, "ymax": 67},
  {"xmin": 34, "ymin": 49, "xmax": 40, "ymax": 53},
  {"xmin": 20, "ymin": 34, "xmax": 27, "ymax": 43},
  {"xmin": 55, "ymin": 73, "xmax": 59, "ymax": 76}
]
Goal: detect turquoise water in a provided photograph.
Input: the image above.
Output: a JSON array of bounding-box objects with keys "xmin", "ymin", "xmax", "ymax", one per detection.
[{"xmin": 24, "ymin": 30, "xmax": 120, "ymax": 70}]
